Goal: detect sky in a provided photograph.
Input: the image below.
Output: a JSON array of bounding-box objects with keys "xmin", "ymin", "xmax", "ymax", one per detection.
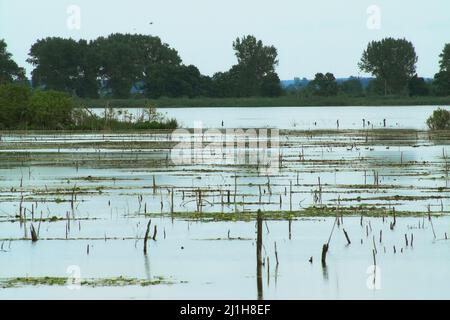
[{"xmin": 1, "ymin": 0, "xmax": 449, "ymax": 80}]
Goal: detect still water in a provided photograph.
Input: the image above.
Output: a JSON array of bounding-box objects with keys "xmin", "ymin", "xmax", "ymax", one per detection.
[
  {"xmin": 1, "ymin": 106, "xmax": 450, "ymax": 299},
  {"xmin": 90, "ymin": 105, "xmax": 449, "ymax": 130}
]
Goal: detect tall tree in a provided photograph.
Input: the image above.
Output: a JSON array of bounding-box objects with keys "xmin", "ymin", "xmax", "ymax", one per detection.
[
  {"xmin": 231, "ymin": 35, "xmax": 279, "ymax": 96},
  {"xmin": 28, "ymin": 37, "xmax": 80, "ymax": 92},
  {"xmin": 0, "ymin": 39, "xmax": 25, "ymax": 84},
  {"xmin": 94, "ymin": 34, "xmax": 181, "ymax": 98},
  {"xmin": 359, "ymin": 38, "xmax": 417, "ymax": 95},
  {"xmin": 438, "ymin": 44, "xmax": 450, "ymax": 72},
  {"xmin": 74, "ymin": 40, "xmax": 101, "ymax": 98},
  {"xmin": 433, "ymin": 44, "xmax": 450, "ymax": 96},
  {"xmin": 28, "ymin": 37, "xmax": 99, "ymax": 97}
]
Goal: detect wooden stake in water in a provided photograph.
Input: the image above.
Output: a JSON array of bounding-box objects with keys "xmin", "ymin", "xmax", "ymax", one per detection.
[
  {"xmin": 274, "ymin": 242, "xmax": 279, "ymax": 266},
  {"xmin": 30, "ymin": 224, "xmax": 38, "ymax": 242},
  {"xmin": 152, "ymin": 225, "xmax": 157, "ymax": 241},
  {"xmin": 343, "ymin": 229, "xmax": 351, "ymax": 245},
  {"xmin": 256, "ymin": 210, "xmax": 263, "ymax": 300},
  {"xmin": 321, "ymin": 244, "xmax": 329, "ymax": 267},
  {"xmin": 143, "ymin": 219, "xmax": 151, "ymax": 255},
  {"xmin": 322, "ymin": 216, "xmax": 338, "ymax": 266},
  {"xmin": 427, "ymin": 205, "xmax": 436, "ymax": 240}
]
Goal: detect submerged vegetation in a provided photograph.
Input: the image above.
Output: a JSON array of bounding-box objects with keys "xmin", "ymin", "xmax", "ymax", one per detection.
[
  {"xmin": 1, "ymin": 127, "xmax": 450, "ymax": 298},
  {"xmin": 0, "ymin": 276, "xmax": 179, "ymax": 288}
]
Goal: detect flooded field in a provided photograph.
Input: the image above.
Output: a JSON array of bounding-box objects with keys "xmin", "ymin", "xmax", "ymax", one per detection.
[
  {"xmin": 1, "ymin": 107, "xmax": 450, "ymax": 299},
  {"xmin": 90, "ymin": 105, "xmax": 449, "ymax": 130}
]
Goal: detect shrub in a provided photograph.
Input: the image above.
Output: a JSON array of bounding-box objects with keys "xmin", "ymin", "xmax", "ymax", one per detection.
[
  {"xmin": 427, "ymin": 108, "xmax": 450, "ymax": 130},
  {"xmin": 27, "ymin": 90, "xmax": 74, "ymax": 129},
  {"xmin": 0, "ymin": 84, "xmax": 31, "ymax": 129}
]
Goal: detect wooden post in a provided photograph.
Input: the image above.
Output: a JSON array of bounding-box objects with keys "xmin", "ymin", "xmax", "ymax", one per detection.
[
  {"xmin": 343, "ymin": 229, "xmax": 351, "ymax": 245},
  {"xmin": 274, "ymin": 242, "xmax": 279, "ymax": 266},
  {"xmin": 152, "ymin": 225, "xmax": 157, "ymax": 241},
  {"xmin": 143, "ymin": 219, "xmax": 151, "ymax": 255},
  {"xmin": 256, "ymin": 210, "xmax": 263, "ymax": 300},
  {"xmin": 288, "ymin": 218, "xmax": 292, "ymax": 240},
  {"xmin": 30, "ymin": 224, "xmax": 38, "ymax": 242},
  {"xmin": 321, "ymin": 244, "xmax": 328, "ymax": 267}
]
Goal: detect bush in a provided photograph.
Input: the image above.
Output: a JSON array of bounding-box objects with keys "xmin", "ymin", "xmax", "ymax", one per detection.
[
  {"xmin": 427, "ymin": 108, "xmax": 450, "ymax": 130},
  {"xmin": 0, "ymin": 83, "xmax": 178, "ymax": 130},
  {"xmin": 27, "ymin": 90, "xmax": 74, "ymax": 129},
  {"xmin": 0, "ymin": 84, "xmax": 31, "ymax": 129}
]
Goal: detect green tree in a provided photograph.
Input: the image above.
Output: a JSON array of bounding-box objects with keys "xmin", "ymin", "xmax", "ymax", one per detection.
[
  {"xmin": 28, "ymin": 37, "xmax": 99, "ymax": 97},
  {"xmin": 74, "ymin": 40, "xmax": 100, "ymax": 98},
  {"xmin": 309, "ymin": 73, "xmax": 338, "ymax": 96},
  {"xmin": 438, "ymin": 44, "xmax": 450, "ymax": 72},
  {"xmin": 210, "ymin": 68, "xmax": 241, "ymax": 98},
  {"xmin": 27, "ymin": 90, "xmax": 74, "ymax": 129},
  {"xmin": 0, "ymin": 39, "xmax": 25, "ymax": 84},
  {"xmin": 144, "ymin": 64, "xmax": 204, "ymax": 98},
  {"xmin": 0, "ymin": 84, "xmax": 31, "ymax": 128},
  {"xmin": 433, "ymin": 71, "xmax": 450, "ymax": 96},
  {"xmin": 359, "ymin": 38, "xmax": 417, "ymax": 95},
  {"xmin": 433, "ymin": 44, "xmax": 450, "ymax": 96},
  {"xmin": 28, "ymin": 37, "xmax": 80, "ymax": 92},
  {"xmin": 95, "ymin": 34, "xmax": 181, "ymax": 98},
  {"xmin": 260, "ymin": 72, "xmax": 282, "ymax": 97},
  {"xmin": 408, "ymin": 74, "xmax": 429, "ymax": 96},
  {"xmin": 427, "ymin": 108, "xmax": 450, "ymax": 130},
  {"xmin": 231, "ymin": 35, "xmax": 279, "ymax": 96},
  {"xmin": 339, "ymin": 77, "xmax": 363, "ymax": 96}
]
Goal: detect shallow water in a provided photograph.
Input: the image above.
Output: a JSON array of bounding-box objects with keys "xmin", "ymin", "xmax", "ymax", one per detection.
[
  {"xmin": 1, "ymin": 216, "xmax": 450, "ymax": 299},
  {"xmin": 90, "ymin": 105, "xmax": 450, "ymax": 130},
  {"xmin": 1, "ymin": 107, "xmax": 450, "ymax": 299}
]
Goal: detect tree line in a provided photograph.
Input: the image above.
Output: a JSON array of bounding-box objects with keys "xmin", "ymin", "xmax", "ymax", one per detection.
[
  {"xmin": 1, "ymin": 34, "xmax": 281, "ymax": 99},
  {"xmin": 1, "ymin": 35, "xmax": 450, "ymax": 99},
  {"xmin": 290, "ymin": 38, "xmax": 449, "ymax": 98}
]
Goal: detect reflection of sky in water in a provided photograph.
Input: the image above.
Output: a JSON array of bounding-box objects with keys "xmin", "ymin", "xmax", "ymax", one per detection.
[
  {"xmin": 1, "ymin": 128, "xmax": 450, "ymax": 299},
  {"xmin": 89, "ymin": 106, "xmax": 450, "ymax": 130},
  {"xmin": 1, "ymin": 217, "xmax": 450, "ymax": 299}
]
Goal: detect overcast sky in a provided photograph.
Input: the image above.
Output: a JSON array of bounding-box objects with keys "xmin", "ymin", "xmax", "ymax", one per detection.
[{"xmin": 1, "ymin": 0, "xmax": 449, "ymax": 79}]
